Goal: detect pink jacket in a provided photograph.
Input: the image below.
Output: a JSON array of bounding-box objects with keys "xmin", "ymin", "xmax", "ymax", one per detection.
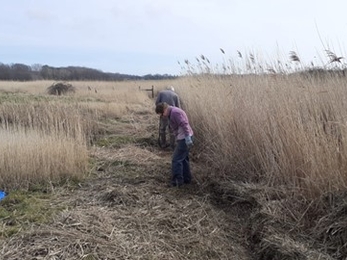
[{"xmin": 167, "ymin": 106, "xmax": 193, "ymax": 140}]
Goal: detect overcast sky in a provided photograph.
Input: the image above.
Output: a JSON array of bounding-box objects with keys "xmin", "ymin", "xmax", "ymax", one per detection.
[{"xmin": 1, "ymin": 0, "xmax": 347, "ymax": 75}]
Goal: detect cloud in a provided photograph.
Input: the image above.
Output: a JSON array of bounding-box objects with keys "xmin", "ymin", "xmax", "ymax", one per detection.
[{"xmin": 1, "ymin": 0, "xmax": 347, "ymax": 75}]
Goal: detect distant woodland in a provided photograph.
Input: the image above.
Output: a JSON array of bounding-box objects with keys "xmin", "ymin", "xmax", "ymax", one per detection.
[{"xmin": 0, "ymin": 63, "xmax": 177, "ymax": 81}]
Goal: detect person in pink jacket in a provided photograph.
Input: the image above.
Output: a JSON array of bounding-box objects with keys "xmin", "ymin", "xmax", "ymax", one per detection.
[{"xmin": 155, "ymin": 102, "xmax": 194, "ymax": 187}]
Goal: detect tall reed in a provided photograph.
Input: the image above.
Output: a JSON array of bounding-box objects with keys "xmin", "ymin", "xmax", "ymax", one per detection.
[
  {"xmin": 0, "ymin": 81, "xmax": 155, "ymax": 190},
  {"xmin": 0, "ymin": 128, "xmax": 88, "ymax": 190},
  {"xmin": 177, "ymin": 72, "xmax": 347, "ymax": 199},
  {"xmin": 0, "ymin": 99, "xmax": 90, "ymax": 190}
]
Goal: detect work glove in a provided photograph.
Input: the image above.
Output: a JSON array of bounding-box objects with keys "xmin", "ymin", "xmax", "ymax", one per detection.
[{"xmin": 185, "ymin": 136, "xmax": 193, "ymax": 149}]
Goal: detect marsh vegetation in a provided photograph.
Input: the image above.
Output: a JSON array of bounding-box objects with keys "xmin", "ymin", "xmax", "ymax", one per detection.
[{"xmin": 1, "ymin": 50, "xmax": 347, "ymax": 258}]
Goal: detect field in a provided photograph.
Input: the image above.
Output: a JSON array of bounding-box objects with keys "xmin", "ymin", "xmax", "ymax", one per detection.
[{"xmin": 0, "ymin": 76, "xmax": 346, "ymax": 259}]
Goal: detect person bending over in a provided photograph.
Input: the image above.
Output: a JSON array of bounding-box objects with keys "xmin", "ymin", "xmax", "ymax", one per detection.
[{"xmin": 155, "ymin": 102, "xmax": 194, "ymax": 187}]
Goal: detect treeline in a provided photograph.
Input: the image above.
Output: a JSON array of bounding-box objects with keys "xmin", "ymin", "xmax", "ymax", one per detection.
[{"xmin": 0, "ymin": 63, "xmax": 177, "ymax": 81}]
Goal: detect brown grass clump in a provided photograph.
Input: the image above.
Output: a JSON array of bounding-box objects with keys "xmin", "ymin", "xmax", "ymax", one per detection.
[
  {"xmin": 47, "ymin": 82, "xmax": 76, "ymax": 95},
  {"xmin": 91, "ymin": 145, "xmax": 162, "ymax": 165},
  {"xmin": 0, "ymin": 128, "xmax": 88, "ymax": 190},
  {"xmin": 309, "ymin": 191, "xmax": 347, "ymax": 259},
  {"xmin": 0, "ymin": 101, "xmax": 91, "ymax": 190}
]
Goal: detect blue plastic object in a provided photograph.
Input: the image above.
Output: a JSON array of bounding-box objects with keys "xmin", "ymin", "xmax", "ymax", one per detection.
[{"xmin": 0, "ymin": 190, "xmax": 6, "ymax": 201}]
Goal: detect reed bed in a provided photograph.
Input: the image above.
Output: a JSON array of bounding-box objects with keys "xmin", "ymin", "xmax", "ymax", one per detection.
[
  {"xmin": 2, "ymin": 74, "xmax": 346, "ymax": 199},
  {"xmin": 1, "ymin": 67, "xmax": 347, "ymax": 258},
  {"xmin": 0, "ymin": 81, "xmax": 153, "ymax": 191},
  {"xmin": 172, "ymin": 69, "xmax": 347, "ymax": 257},
  {"xmin": 0, "ymin": 128, "xmax": 88, "ymax": 190},
  {"xmin": 175, "ymin": 72, "xmax": 347, "ymax": 199}
]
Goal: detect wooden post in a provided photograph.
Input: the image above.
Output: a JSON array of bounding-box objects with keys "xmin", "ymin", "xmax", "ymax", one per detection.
[{"xmin": 138, "ymin": 85, "xmax": 155, "ymax": 98}]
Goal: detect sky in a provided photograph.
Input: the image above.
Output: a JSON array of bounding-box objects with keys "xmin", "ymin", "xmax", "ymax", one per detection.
[{"xmin": 1, "ymin": 0, "xmax": 347, "ymax": 76}]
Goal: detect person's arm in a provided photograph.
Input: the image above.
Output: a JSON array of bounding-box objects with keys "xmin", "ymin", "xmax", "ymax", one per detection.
[
  {"xmin": 155, "ymin": 92, "xmax": 162, "ymax": 105},
  {"xmin": 178, "ymin": 114, "xmax": 193, "ymax": 147},
  {"xmin": 175, "ymin": 96, "xmax": 181, "ymax": 108},
  {"xmin": 177, "ymin": 112, "xmax": 191, "ymax": 137}
]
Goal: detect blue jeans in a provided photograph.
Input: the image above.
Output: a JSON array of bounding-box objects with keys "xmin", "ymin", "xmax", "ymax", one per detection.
[{"xmin": 171, "ymin": 137, "xmax": 192, "ymax": 186}]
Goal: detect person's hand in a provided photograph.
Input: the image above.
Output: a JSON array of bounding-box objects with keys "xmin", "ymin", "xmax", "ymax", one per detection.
[{"xmin": 185, "ymin": 136, "xmax": 193, "ymax": 149}]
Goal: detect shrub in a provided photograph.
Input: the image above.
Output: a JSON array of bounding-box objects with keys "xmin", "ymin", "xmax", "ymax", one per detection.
[{"xmin": 47, "ymin": 82, "xmax": 75, "ymax": 95}]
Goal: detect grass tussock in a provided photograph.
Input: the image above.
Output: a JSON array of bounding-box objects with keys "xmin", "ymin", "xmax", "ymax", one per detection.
[
  {"xmin": 46, "ymin": 82, "xmax": 76, "ymax": 95},
  {"xmin": 0, "ymin": 128, "xmax": 88, "ymax": 190}
]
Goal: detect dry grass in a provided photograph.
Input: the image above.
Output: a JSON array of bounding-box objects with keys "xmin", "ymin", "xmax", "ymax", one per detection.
[
  {"xmin": 0, "ymin": 100, "xmax": 250, "ymax": 259},
  {"xmin": 0, "ymin": 80, "xmax": 180, "ymax": 97},
  {"xmin": 178, "ymin": 74, "xmax": 347, "ymax": 198},
  {"xmin": 0, "ymin": 180, "xmax": 246, "ymax": 259},
  {"xmin": 176, "ymin": 72, "xmax": 347, "ymax": 258},
  {"xmin": 1, "ymin": 75, "xmax": 347, "ymax": 259},
  {"xmin": 0, "ymin": 128, "xmax": 88, "ymax": 190},
  {"xmin": 0, "ymin": 80, "xmax": 157, "ymax": 190},
  {"xmin": 0, "ymin": 101, "xmax": 91, "ymax": 190}
]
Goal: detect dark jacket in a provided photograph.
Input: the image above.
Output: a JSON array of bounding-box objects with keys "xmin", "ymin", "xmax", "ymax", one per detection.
[{"xmin": 155, "ymin": 90, "xmax": 180, "ymax": 108}]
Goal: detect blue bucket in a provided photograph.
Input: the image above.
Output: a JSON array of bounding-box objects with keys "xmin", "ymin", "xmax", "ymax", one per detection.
[{"xmin": 0, "ymin": 190, "xmax": 6, "ymax": 201}]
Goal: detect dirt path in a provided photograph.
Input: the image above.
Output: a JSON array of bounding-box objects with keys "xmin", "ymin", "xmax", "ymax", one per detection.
[{"xmin": 0, "ymin": 109, "xmax": 254, "ymax": 260}]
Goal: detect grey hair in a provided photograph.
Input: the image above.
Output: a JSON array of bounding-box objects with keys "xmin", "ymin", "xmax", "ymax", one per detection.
[{"xmin": 166, "ymin": 86, "xmax": 175, "ymax": 92}]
